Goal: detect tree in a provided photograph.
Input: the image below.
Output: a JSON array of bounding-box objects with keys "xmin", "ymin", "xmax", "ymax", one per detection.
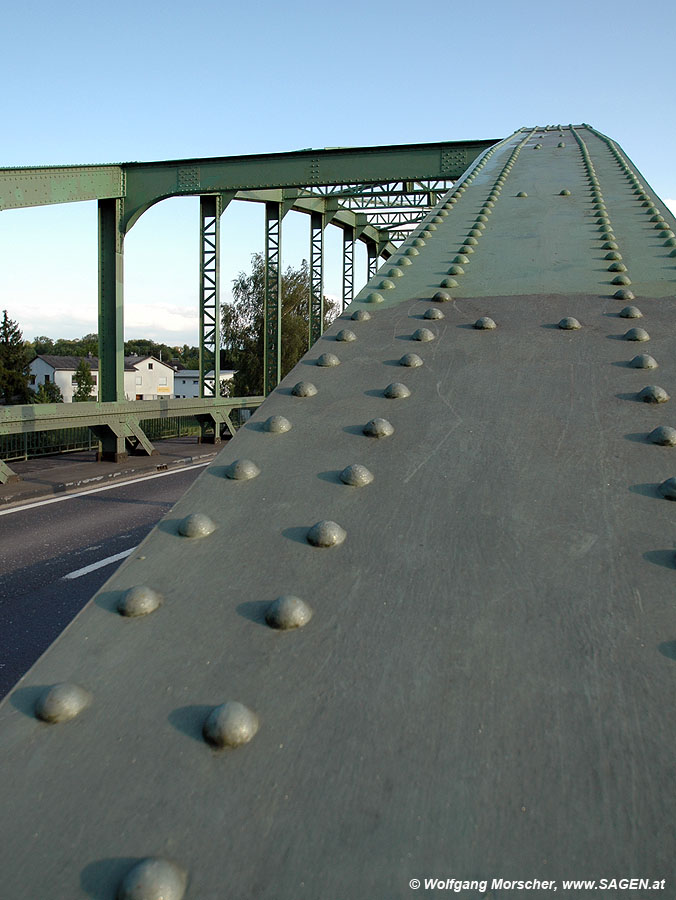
[
  {"xmin": 0, "ymin": 311, "xmax": 31, "ymax": 404},
  {"xmin": 33, "ymin": 382, "xmax": 64, "ymax": 403},
  {"xmin": 72, "ymin": 358, "xmax": 95, "ymax": 401},
  {"xmin": 221, "ymin": 253, "xmax": 338, "ymax": 396}
]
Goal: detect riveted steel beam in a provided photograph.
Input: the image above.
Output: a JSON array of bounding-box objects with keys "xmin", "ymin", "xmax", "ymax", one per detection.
[{"xmin": 0, "ymin": 165, "xmax": 124, "ymax": 210}]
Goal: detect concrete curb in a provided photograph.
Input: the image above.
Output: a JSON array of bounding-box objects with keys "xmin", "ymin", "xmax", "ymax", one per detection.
[{"xmin": 0, "ymin": 450, "xmax": 218, "ymax": 509}]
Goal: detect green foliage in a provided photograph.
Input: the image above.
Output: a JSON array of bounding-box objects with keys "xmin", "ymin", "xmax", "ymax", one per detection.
[
  {"xmin": 28, "ymin": 333, "xmax": 199, "ymax": 369},
  {"xmin": 72, "ymin": 358, "xmax": 95, "ymax": 401},
  {"xmin": 0, "ymin": 310, "xmax": 31, "ymax": 404},
  {"xmin": 221, "ymin": 253, "xmax": 338, "ymax": 396},
  {"xmin": 33, "ymin": 381, "xmax": 64, "ymax": 403}
]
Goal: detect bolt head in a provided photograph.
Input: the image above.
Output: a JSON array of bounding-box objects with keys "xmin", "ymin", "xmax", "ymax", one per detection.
[
  {"xmin": 265, "ymin": 595, "xmax": 313, "ymax": 630},
  {"xmin": 203, "ymin": 701, "xmax": 259, "ymax": 748},
  {"xmin": 306, "ymin": 520, "xmax": 347, "ymax": 547},
  {"xmin": 118, "ymin": 585, "xmax": 163, "ymax": 618}
]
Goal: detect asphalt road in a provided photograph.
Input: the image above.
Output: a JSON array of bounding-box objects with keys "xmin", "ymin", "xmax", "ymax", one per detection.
[{"xmin": 0, "ymin": 463, "xmax": 207, "ymax": 698}]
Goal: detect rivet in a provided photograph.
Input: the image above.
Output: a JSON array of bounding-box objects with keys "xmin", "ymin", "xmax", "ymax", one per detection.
[
  {"xmin": 605, "ymin": 251, "xmax": 622, "ymax": 260},
  {"xmin": 178, "ymin": 512, "xmax": 216, "ymax": 538},
  {"xmin": 35, "ymin": 683, "xmax": 91, "ymax": 723},
  {"xmin": 484, "ymin": 200, "xmax": 495, "ymax": 208},
  {"xmin": 384, "ymin": 382, "xmax": 411, "ymax": 399},
  {"xmin": 117, "ymin": 858, "xmax": 188, "ymax": 900},
  {"xmin": 336, "ymin": 329, "xmax": 357, "ymax": 342},
  {"xmin": 396, "ymin": 257, "xmax": 412, "ymax": 266},
  {"xmin": 339, "ymin": 463, "xmax": 374, "ymax": 487},
  {"xmin": 439, "ymin": 279, "xmax": 457, "ymax": 290},
  {"xmin": 649, "ymin": 426, "xmax": 676, "ymax": 446},
  {"xmin": 558, "ymin": 141, "xmax": 565, "ymax": 147},
  {"xmin": 630, "ymin": 353, "xmax": 657, "ymax": 368},
  {"xmin": 664, "ymin": 238, "xmax": 676, "ymax": 247},
  {"xmin": 292, "ymin": 381, "xmax": 318, "ymax": 397},
  {"xmin": 474, "ymin": 316, "xmax": 497, "ymax": 330},
  {"xmin": 118, "ymin": 585, "xmax": 163, "ymax": 617},
  {"xmin": 422, "ymin": 225, "xmax": 436, "ymax": 234},
  {"xmin": 619, "ymin": 306, "xmax": 642, "ymax": 319},
  {"xmin": 476, "ymin": 214, "xmax": 488, "ymax": 224},
  {"xmin": 454, "ymin": 254, "xmax": 469, "ymax": 264},
  {"xmin": 363, "ymin": 417, "xmax": 394, "ymax": 438},
  {"xmin": 412, "ymin": 238, "xmax": 425, "ymax": 247},
  {"xmin": 608, "ymin": 262, "xmax": 627, "ymax": 272},
  {"xmin": 399, "ymin": 353, "xmax": 423, "ymax": 367},
  {"xmin": 468, "ymin": 228, "xmax": 483, "ymax": 238},
  {"xmin": 404, "ymin": 247, "xmax": 419, "ymax": 256},
  {"xmin": 352, "ymin": 309, "xmax": 371, "ymax": 321},
  {"xmin": 424, "ymin": 308, "xmax": 444, "ymax": 320},
  {"xmin": 379, "ymin": 279, "xmax": 395, "ymax": 290},
  {"xmin": 465, "ymin": 236, "xmax": 478, "ymax": 246},
  {"xmin": 203, "ymin": 701, "xmax": 259, "ymax": 748},
  {"xmin": 316, "ymin": 352, "xmax": 340, "ymax": 366},
  {"xmin": 558, "ymin": 317, "xmax": 581, "ymax": 330},
  {"xmin": 650, "ymin": 214, "xmax": 664, "ymax": 222},
  {"xmin": 654, "ymin": 222, "xmax": 669, "ymax": 230},
  {"xmin": 225, "ymin": 458, "xmax": 261, "ymax": 480},
  {"xmin": 265, "ymin": 595, "xmax": 313, "ymax": 629},
  {"xmin": 386, "ymin": 266, "xmax": 404, "ymax": 278},
  {"xmin": 431, "ymin": 215, "xmax": 444, "ymax": 223},
  {"xmin": 614, "ymin": 288, "xmax": 634, "ymax": 300},
  {"xmin": 669, "ymin": 249, "xmax": 676, "ymax": 258},
  {"xmin": 412, "ymin": 327, "xmax": 435, "ymax": 341},
  {"xmin": 612, "ymin": 274, "xmax": 631, "ymax": 285},
  {"xmin": 638, "ymin": 385, "xmax": 670, "ymax": 404},
  {"xmin": 448, "ymin": 265, "xmax": 464, "ymax": 275},
  {"xmin": 658, "ymin": 477, "xmax": 676, "ymax": 500},
  {"xmin": 458, "ymin": 245, "xmax": 475, "ymax": 255},
  {"xmin": 366, "ymin": 292, "xmax": 384, "ymax": 303},
  {"xmin": 559, "ymin": 189, "xmax": 571, "ymax": 196},
  {"xmin": 306, "ymin": 520, "xmax": 347, "ymax": 547},
  {"xmin": 660, "ymin": 230, "xmax": 675, "ymax": 239},
  {"xmin": 596, "ymin": 215, "xmax": 611, "ymax": 225},
  {"xmin": 436, "ymin": 210, "xmax": 449, "ymax": 217},
  {"xmin": 517, "ymin": 191, "xmax": 528, "ymax": 198},
  {"xmin": 264, "ymin": 415, "xmax": 292, "ymax": 433}
]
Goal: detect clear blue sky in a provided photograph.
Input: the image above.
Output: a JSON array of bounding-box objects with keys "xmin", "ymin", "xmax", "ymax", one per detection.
[{"xmin": 2, "ymin": 0, "xmax": 675, "ymax": 346}]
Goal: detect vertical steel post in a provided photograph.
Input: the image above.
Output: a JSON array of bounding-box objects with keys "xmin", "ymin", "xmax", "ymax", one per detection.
[
  {"xmin": 98, "ymin": 198, "xmax": 125, "ymax": 403},
  {"xmin": 309, "ymin": 210, "xmax": 324, "ymax": 346},
  {"xmin": 367, "ymin": 239, "xmax": 379, "ymax": 281},
  {"xmin": 199, "ymin": 195, "xmax": 221, "ymax": 401},
  {"xmin": 264, "ymin": 201, "xmax": 283, "ymax": 396},
  {"xmin": 342, "ymin": 225, "xmax": 354, "ymax": 312}
]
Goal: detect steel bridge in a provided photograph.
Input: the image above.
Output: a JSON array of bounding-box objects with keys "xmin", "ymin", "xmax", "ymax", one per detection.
[
  {"xmin": 0, "ymin": 136, "xmax": 493, "ymax": 481},
  {"xmin": 1, "ymin": 125, "xmax": 675, "ymax": 898}
]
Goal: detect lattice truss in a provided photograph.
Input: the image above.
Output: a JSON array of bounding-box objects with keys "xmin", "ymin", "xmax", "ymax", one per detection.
[{"xmin": 300, "ymin": 180, "xmax": 454, "ymax": 243}]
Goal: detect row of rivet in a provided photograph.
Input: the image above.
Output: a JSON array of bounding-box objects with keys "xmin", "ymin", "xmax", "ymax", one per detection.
[
  {"xmin": 587, "ymin": 126, "xmax": 676, "ymax": 260},
  {"xmin": 432, "ymin": 129, "xmax": 537, "ymax": 302},
  {"xmin": 577, "ymin": 129, "xmax": 676, "ymax": 513},
  {"xmin": 360, "ymin": 139, "xmax": 506, "ymax": 302},
  {"xmin": 570, "ymin": 126, "xmax": 636, "ymax": 301}
]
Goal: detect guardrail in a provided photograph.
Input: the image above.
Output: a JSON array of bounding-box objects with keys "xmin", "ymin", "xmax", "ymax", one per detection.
[{"xmin": 0, "ymin": 396, "xmax": 264, "ymax": 483}]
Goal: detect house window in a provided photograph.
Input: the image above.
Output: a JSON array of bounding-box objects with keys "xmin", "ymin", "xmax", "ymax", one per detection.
[
  {"xmin": 148, "ymin": 363, "xmax": 153, "ymax": 370},
  {"xmin": 30, "ymin": 375, "xmax": 36, "ymax": 385},
  {"xmin": 71, "ymin": 375, "xmax": 77, "ymax": 384},
  {"xmin": 135, "ymin": 375, "xmax": 142, "ymax": 385},
  {"xmin": 136, "ymin": 394, "xmax": 143, "ymax": 400},
  {"xmin": 159, "ymin": 376, "xmax": 167, "ymax": 385},
  {"xmin": 45, "ymin": 375, "xmax": 50, "ymax": 383},
  {"xmin": 92, "ymin": 375, "xmax": 97, "ymax": 385}
]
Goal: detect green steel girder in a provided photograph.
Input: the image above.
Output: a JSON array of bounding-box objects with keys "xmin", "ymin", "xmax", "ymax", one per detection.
[
  {"xmin": 98, "ymin": 198, "xmax": 125, "ymax": 403},
  {"xmin": 0, "ymin": 165, "xmax": 124, "ymax": 209},
  {"xmin": 264, "ymin": 201, "xmax": 284, "ymax": 396},
  {"xmin": 199, "ymin": 195, "xmax": 223, "ymax": 399},
  {"xmin": 0, "ymin": 396, "xmax": 264, "ymax": 436}
]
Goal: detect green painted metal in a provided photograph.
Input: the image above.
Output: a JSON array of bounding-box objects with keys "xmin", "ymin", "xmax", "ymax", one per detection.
[
  {"xmin": 0, "ymin": 396, "xmax": 264, "ymax": 435},
  {"xmin": 308, "ymin": 210, "xmax": 324, "ymax": 345},
  {"xmin": 0, "ymin": 165, "xmax": 123, "ymax": 209},
  {"xmin": 0, "ymin": 458, "xmax": 18, "ymax": 484},
  {"xmin": 342, "ymin": 224, "xmax": 354, "ymax": 311},
  {"xmin": 198, "ymin": 195, "xmax": 222, "ymax": 399},
  {"xmin": 4, "ymin": 126, "xmax": 676, "ymax": 897},
  {"xmin": 97, "ymin": 198, "xmax": 125, "ymax": 404},
  {"xmin": 263, "ymin": 201, "xmax": 283, "ymax": 396}
]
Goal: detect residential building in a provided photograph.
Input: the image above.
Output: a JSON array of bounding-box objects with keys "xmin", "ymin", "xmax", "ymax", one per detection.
[
  {"xmin": 29, "ymin": 355, "xmax": 176, "ymax": 402},
  {"xmin": 173, "ymin": 369, "xmax": 235, "ymax": 398}
]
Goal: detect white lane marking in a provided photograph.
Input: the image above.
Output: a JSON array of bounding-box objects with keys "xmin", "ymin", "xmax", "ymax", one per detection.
[
  {"xmin": 63, "ymin": 546, "xmax": 137, "ymax": 580},
  {"xmin": 0, "ymin": 461, "xmax": 211, "ymax": 517}
]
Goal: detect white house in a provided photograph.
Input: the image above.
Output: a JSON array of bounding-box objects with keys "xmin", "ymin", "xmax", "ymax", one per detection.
[
  {"xmin": 173, "ymin": 369, "xmax": 236, "ymax": 398},
  {"xmin": 29, "ymin": 355, "xmax": 176, "ymax": 402}
]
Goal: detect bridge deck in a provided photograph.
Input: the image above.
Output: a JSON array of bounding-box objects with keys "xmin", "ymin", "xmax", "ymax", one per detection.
[{"xmin": 1, "ymin": 126, "xmax": 674, "ymax": 899}]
